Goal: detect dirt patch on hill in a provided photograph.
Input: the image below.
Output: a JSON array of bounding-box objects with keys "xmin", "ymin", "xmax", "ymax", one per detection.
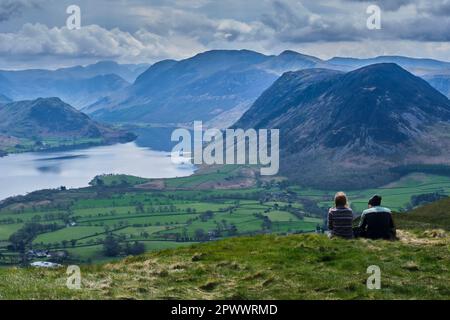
[{"xmin": 397, "ymin": 229, "xmax": 449, "ymax": 246}]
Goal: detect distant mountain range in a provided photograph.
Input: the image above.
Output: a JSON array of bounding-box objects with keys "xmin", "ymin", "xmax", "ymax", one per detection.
[
  {"xmin": 327, "ymin": 55, "xmax": 450, "ymax": 74},
  {"xmin": 423, "ymin": 74, "xmax": 450, "ymax": 98},
  {"xmin": 78, "ymin": 50, "xmax": 450, "ymax": 126},
  {"xmin": 2, "ymin": 49, "xmax": 450, "ymax": 189},
  {"xmin": 1, "ymin": 50, "xmax": 450, "ymax": 127},
  {"xmin": 236, "ymin": 63, "xmax": 450, "ymax": 188},
  {"xmin": 0, "ymin": 61, "xmax": 149, "ymax": 109},
  {"xmin": 0, "ymin": 97, "xmax": 134, "ymax": 153},
  {"xmin": 83, "ymin": 50, "xmax": 327, "ymax": 126}
]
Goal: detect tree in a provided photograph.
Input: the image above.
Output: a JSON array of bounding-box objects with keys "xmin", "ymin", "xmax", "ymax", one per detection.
[
  {"xmin": 125, "ymin": 242, "xmax": 145, "ymax": 256},
  {"xmin": 195, "ymin": 229, "xmax": 207, "ymax": 241},
  {"xmin": 103, "ymin": 235, "xmax": 121, "ymax": 257}
]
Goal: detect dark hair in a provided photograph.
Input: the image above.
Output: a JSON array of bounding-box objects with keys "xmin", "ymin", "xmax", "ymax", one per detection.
[
  {"xmin": 369, "ymin": 195, "xmax": 382, "ymax": 206},
  {"xmin": 334, "ymin": 192, "xmax": 348, "ymax": 207}
]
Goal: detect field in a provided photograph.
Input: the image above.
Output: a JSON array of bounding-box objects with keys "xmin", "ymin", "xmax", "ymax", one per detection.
[
  {"xmin": 1, "ymin": 169, "xmax": 450, "ymax": 267},
  {"xmin": 0, "ymin": 170, "xmax": 449, "ymax": 299},
  {"xmin": 0, "ymin": 184, "xmax": 322, "ymax": 265},
  {"xmin": 0, "ymin": 137, "xmax": 105, "ymax": 155},
  {"xmin": 290, "ymin": 173, "xmax": 450, "ymax": 212}
]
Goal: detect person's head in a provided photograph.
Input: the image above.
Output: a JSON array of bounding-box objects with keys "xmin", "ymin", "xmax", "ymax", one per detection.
[
  {"xmin": 368, "ymin": 195, "xmax": 382, "ymax": 208},
  {"xmin": 334, "ymin": 192, "xmax": 348, "ymax": 208}
]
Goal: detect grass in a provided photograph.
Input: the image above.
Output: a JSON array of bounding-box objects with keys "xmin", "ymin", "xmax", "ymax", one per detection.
[
  {"xmin": 0, "ymin": 231, "xmax": 448, "ymax": 300},
  {"xmin": 0, "ymin": 179, "xmax": 449, "ymax": 299},
  {"xmin": 395, "ymin": 197, "xmax": 450, "ymax": 232},
  {"xmin": 0, "ymin": 188, "xmax": 319, "ymax": 263},
  {"xmin": 1, "ymin": 171, "xmax": 450, "ymax": 266}
]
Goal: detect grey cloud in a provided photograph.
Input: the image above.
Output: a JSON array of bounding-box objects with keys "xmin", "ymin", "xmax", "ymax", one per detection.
[
  {"xmin": 342, "ymin": 0, "xmax": 413, "ymax": 11},
  {"xmin": 0, "ymin": 0, "xmax": 42, "ymax": 22},
  {"xmin": 420, "ymin": 0, "xmax": 450, "ymax": 16}
]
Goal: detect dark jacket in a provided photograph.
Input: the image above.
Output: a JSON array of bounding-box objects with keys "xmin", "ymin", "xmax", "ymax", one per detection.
[{"xmin": 357, "ymin": 206, "xmax": 396, "ymax": 240}]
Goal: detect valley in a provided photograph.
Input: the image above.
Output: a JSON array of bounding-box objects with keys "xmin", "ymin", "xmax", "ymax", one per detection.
[
  {"xmin": 0, "ymin": 196, "xmax": 449, "ymax": 299},
  {"xmin": 1, "ymin": 165, "xmax": 449, "ymax": 266},
  {"xmin": 2, "ymin": 53, "xmax": 450, "ymax": 271}
]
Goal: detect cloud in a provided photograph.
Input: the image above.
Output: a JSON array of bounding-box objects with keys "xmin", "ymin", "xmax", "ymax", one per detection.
[
  {"xmin": 342, "ymin": 0, "xmax": 412, "ymax": 11},
  {"xmin": 1, "ymin": 0, "xmax": 450, "ymax": 68},
  {"xmin": 0, "ymin": 0, "xmax": 42, "ymax": 22},
  {"xmin": 0, "ymin": 23, "xmax": 206, "ymax": 64}
]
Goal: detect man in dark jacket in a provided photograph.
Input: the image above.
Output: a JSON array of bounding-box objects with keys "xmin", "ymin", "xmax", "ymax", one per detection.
[{"xmin": 356, "ymin": 195, "xmax": 396, "ymax": 240}]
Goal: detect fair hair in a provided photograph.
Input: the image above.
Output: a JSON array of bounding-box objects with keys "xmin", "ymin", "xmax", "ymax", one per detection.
[{"xmin": 334, "ymin": 192, "xmax": 348, "ymax": 207}]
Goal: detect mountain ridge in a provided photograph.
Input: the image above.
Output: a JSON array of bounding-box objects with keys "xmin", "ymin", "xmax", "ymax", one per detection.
[
  {"xmin": 84, "ymin": 50, "xmax": 325, "ymax": 124},
  {"xmin": 0, "ymin": 97, "xmax": 135, "ymax": 153},
  {"xmin": 0, "ymin": 61, "xmax": 149, "ymax": 109},
  {"xmin": 235, "ymin": 63, "xmax": 450, "ymax": 188}
]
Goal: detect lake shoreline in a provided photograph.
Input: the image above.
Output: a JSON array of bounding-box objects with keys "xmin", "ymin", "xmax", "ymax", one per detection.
[
  {"xmin": 0, "ymin": 142, "xmax": 195, "ymax": 201},
  {"xmin": 0, "ymin": 134, "xmax": 137, "ymax": 158}
]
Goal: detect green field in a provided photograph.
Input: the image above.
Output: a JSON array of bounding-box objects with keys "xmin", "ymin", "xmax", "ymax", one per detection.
[
  {"xmin": 2, "ymin": 137, "xmax": 104, "ymax": 154},
  {"xmin": 0, "ymin": 184, "xmax": 321, "ymax": 265},
  {"xmin": 291, "ymin": 173, "xmax": 450, "ymax": 212},
  {"xmin": 1, "ymin": 170, "xmax": 449, "ymax": 266}
]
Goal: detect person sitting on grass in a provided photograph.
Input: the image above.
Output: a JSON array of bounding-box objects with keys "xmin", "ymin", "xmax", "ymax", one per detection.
[
  {"xmin": 327, "ymin": 192, "xmax": 354, "ymax": 239},
  {"xmin": 355, "ymin": 195, "xmax": 396, "ymax": 240}
]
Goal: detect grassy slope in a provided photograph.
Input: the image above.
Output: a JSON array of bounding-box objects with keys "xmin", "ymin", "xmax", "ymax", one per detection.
[
  {"xmin": 396, "ymin": 197, "xmax": 450, "ymax": 231},
  {"xmin": 0, "ymin": 198, "xmax": 449, "ymax": 300}
]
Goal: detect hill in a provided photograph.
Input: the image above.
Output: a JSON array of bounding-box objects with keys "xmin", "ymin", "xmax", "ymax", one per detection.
[
  {"xmin": 85, "ymin": 50, "xmax": 325, "ymax": 125},
  {"xmin": 0, "ymin": 97, "xmax": 135, "ymax": 153},
  {"xmin": 0, "ymin": 170, "xmax": 448, "ymax": 299},
  {"xmin": 0, "ymin": 216, "xmax": 448, "ymax": 299},
  {"xmin": 235, "ymin": 63, "xmax": 450, "ymax": 188},
  {"xmin": 395, "ymin": 197, "xmax": 450, "ymax": 231}
]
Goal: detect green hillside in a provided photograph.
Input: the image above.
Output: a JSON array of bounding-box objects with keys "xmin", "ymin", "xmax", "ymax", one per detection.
[
  {"xmin": 0, "ymin": 233, "xmax": 448, "ymax": 300},
  {"xmin": 395, "ymin": 196, "xmax": 450, "ymax": 231},
  {"xmin": 0, "ymin": 197, "xmax": 448, "ymax": 300}
]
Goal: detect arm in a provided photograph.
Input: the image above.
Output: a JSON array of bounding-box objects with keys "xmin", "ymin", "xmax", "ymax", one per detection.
[
  {"xmin": 358, "ymin": 211, "xmax": 368, "ymax": 231},
  {"xmin": 327, "ymin": 209, "xmax": 333, "ymax": 231}
]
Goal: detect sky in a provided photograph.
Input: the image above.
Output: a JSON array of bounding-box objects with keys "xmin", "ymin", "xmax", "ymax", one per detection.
[{"xmin": 1, "ymin": 0, "xmax": 450, "ymax": 69}]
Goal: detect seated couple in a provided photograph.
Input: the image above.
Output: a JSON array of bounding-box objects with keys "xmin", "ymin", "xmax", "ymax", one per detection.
[{"xmin": 327, "ymin": 192, "xmax": 396, "ymax": 240}]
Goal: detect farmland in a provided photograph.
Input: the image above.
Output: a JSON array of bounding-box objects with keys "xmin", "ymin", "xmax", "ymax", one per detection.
[{"xmin": 1, "ymin": 167, "xmax": 450, "ymax": 266}]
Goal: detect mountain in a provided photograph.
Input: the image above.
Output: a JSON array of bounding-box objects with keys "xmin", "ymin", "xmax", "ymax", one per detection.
[
  {"xmin": 0, "ymin": 61, "xmax": 150, "ymax": 109},
  {"xmin": 423, "ymin": 74, "xmax": 450, "ymax": 98},
  {"xmin": 0, "ymin": 93, "xmax": 11, "ymax": 104},
  {"xmin": 56, "ymin": 60, "xmax": 150, "ymax": 83},
  {"xmin": 84, "ymin": 50, "xmax": 324, "ymax": 125},
  {"xmin": 235, "ymin": 63, "xmax": 450, "ymax": 188},
  {"xmin": 327, "ymin": 55, "xmax": 450, "ymax": 74},
  {"xmin": 0, "ymin": 97, "xmax": 134, "ymax": 143}
]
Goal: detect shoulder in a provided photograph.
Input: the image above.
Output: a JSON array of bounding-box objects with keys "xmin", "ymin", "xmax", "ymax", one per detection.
[{"xmin": 363, "ymin": 207, "xmax": 392, "ymax": 214}]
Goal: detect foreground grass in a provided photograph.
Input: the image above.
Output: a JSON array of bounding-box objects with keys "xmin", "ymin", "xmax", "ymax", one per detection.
[{"xmin": 0, "ymin": 232, "xmax": 448, "ymax": 300}]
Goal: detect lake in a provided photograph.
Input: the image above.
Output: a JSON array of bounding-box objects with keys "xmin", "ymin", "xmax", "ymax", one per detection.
[{"xmin": 0, "ymin": 142, "xmax": 195, "ymax": 201}]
